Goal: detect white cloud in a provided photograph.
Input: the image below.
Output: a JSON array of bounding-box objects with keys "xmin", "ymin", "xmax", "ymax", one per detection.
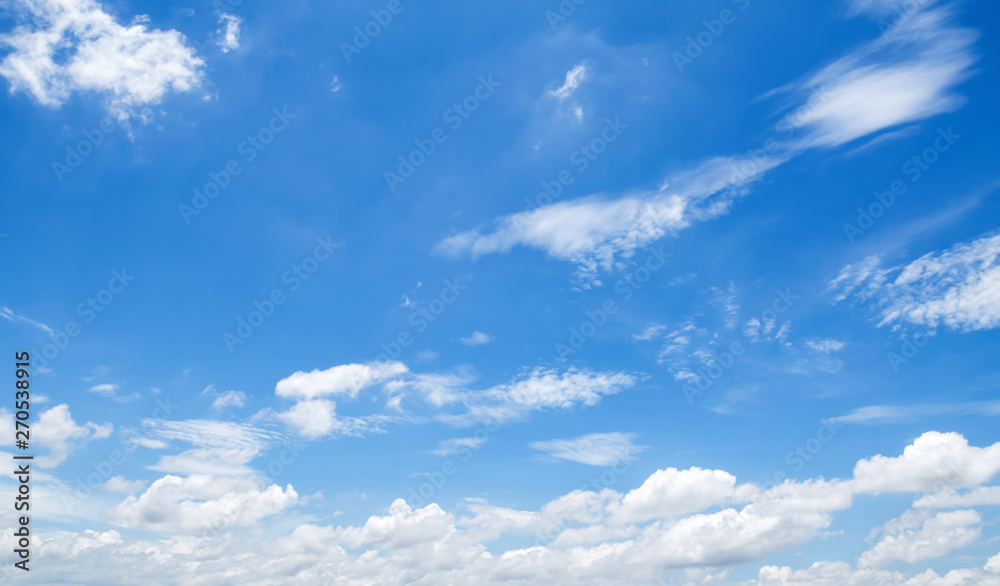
[
  {"xmin": 988, "ymin": 553, "xmax": 1000, "ymax": 574},
  {"xmin": 436, "ymin": 3, "xmax": 979, "ymax": 283},
  {"xmin": 216, "ymin": 12, "xmax": 242, "ymax": 53},
  {"xmin": 433, "ymin": 436, "xmax": 487, "ymax": 456},
  {"xmin": 804, "ymin": 339, "xmax": 846, "ymax": 353},
  {"xmin": 550, "ymin": 63, "xmax": 587, "ymax": 100},
  {"xmin": 448, "ymin": 368, "xmax": 638, "ymax": 426},
  {"xmin": 275, "ymin": 361, "xmax": 408, "ymax": 400},
  {"xmin": 913, "ymin": 486, "xmax": 1000, "ymax": 509},
  {"xmin": 530, "ymin": 432, "xmax": 643, "ymax": 466},
  {"xmin": 108, "ymin": 473, "xmax": 297, "ymax": 534},
  {"xmin": 776, "ymin": 6, "xmax": 975, "ymax": 148},
  {"xmin": 9, "ymin": 431, "xmax": 1000, "ymax": 584},
  {"xmin": 213, "ymin": 390, "xmax": 247, "ymax": 410},
  {"xmin": 29, "ymin": 404, "xmax": 113, "ymax": 467},
  {"xmin": 859, "ymin": 509, "xmax": 981, "ymax": 567},
  {"xmin": 0, "ymin": 0, "xmax": 204, "ymax": 118},
  {"xmin": 851, "ymin": 431, "xmax": 1000, "ymax": 494},
  {"xmin": 87, "ymin": 383, "xmax": 118, "ymax": 396},
  {"xmin": 436, "ymin": 152, "xmax": 785, "ymax": 283},
  {"xmin": 459, "ymin": 331, "xmax": 492, "ymax": 346},
  {"xmin": 832, "ymin": 401, "xmax": 1000, "ymax": 425},
  {"xmin": 830, "ymin": 230, "xmax": 1000, "ymax": 331},
  {"xmin": 140, "ymin": 418, "xmax": 281, "ymax": 476},
  {"xmin": 632, "ymin": 323, "xmax": 666, "ymax": 341},
  {"xmin": 275, "ymin": 399, "xmax": 337, "ymax": 439},
  {"xmin": 0, "ymin": 306, "xmax": 54, "ymax": 334},
  {"xmin": 104, "ymin": 475, "xmax": 147, "ymax": 495}
]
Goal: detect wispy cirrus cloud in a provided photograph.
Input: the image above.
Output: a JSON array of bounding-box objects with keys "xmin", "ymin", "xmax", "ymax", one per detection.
[
  {"xmin": 436, "ymin": 4, "xmax": 978, "ymax": 283},
  {"xmin": 530, "ymin": 432, "xmax": 644, "ymax": 466}
]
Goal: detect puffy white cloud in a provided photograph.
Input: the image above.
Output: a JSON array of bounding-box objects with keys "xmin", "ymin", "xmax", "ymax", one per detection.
[
  {"xmin": 530, "ymin": 432, "xmax": 643, "ymax": 466},
  {"xmin": 275, "ymin": 361, "xmax": 408, "ymax": 400},
  {"xmin": 859, "ymin": 509, "xmax": 981, "ymax": 567},
  {"xmin": 829, "ymin": 230, "xmax": 1000, "ymax": 332},
  {"xmin": 913, "ymin": 486, "xmax": 1000, "ymax": 509},
  {"xmin": 0, "ymin": 0, "xmax": 204, "ymax": 118},
  {"xmin": 851, "ymin": 431, "xmax": 1000, "ymax": 494},
  {"xmin": 108, "ymin": 473, "xmax": 297, "ymax": 534},
  {"xmin": 28, "ymin": 404, "xmax": 113, "ymax": 468},
  {"xmin": 610, "ymin": 467, "xmax": 736, "ymax": 523},
  {"xmin": 275, "ymin": 399, "xmax": 337, "ymax": 439},
  {"xmin": 9, "ymin": 431, "xmax": 1000, "ymax": 584}
]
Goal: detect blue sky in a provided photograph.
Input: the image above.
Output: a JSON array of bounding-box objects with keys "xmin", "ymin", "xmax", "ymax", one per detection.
[{"xmin": 1, "ymin": 0, "xmax": 1000, "ymax": 583}]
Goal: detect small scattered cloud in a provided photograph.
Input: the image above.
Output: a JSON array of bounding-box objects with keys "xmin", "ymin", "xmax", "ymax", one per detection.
[
  {"xmin": 432, "ymin": 436, "xmax": 487, "ymax": 457},
  {"xmin": 458, "ymin": 331, "xmax": 492, "ymax": 346},
  {"xmin": 216, "ymin": 12, "xmax": 243, "ymax": 53}
]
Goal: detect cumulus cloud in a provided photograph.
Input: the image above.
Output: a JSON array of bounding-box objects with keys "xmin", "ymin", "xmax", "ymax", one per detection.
[
  {"xmin": 108, "ymin": 474, "xmax": 297, "ymax": 534},
  {"xmin": 859, "ymin": 509, "xmax": 981, "ymax": 567},
  {"xmin": 0, "ymin": 0, "xmax": 204, "ymax": 118},
  {"xmin": 530, "ymin": 432, "xmax": 644, "ymax": 466},
  {"xmin": 851, "ymin": 431, "xmax": 1000, "ymax": 494},
  {"xmin": 12, "ymin": 404, "xmax": 113, "ymax": 468},
  {"xmin": 7, "ymin": 431, "xmax": 1000, "ymax": 584},
  {"xmin": 829, "ymin": 230, "xmax": 1000, "ymax": 332}
]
